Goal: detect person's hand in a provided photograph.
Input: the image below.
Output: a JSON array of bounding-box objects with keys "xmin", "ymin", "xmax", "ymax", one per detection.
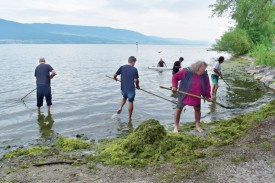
[
  {"xmin": 172, "ymin": 87, "xmax": 177, "ymax": 93},
  {"xmin": 206, "ymin": 98, "xmax": 212, "ymax": 102},
  {"xmin": 136, "ymin": 85, "xmax": 140, "ymax": 90},
  {"xmin": 50, "ymin": 73, "xmax": 56, "ymax": 79}
]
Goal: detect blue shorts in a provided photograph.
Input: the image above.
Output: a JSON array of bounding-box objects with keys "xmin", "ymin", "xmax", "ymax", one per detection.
[
  {"xmin": 121, "ymin": 90, "xmax": 135, "ymax": 102},
  {"xmin": 177, "ymin": 101, "xmax": 201, "ymax": 109},
  {"xmin": 211, "ymin": 74, "xmax": 219, "ymax": 84},
  {"xmin": 37, "ymin": 84, "xmax": 52, "ymax": 107}
]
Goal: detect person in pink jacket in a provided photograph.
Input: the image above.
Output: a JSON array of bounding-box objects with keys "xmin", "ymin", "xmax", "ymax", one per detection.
[{"xmin": 172, "ymin": 61, "xmax": 211, "ymax": 133}]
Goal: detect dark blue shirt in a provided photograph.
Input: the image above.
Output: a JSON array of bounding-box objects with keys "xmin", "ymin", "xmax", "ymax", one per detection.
[
  {"xmin": 116, "ymin": 65, "xmax": 139, "ymax": 92},
  {"xmin": 35, "ymin": 64, "xmax": 53, "ymax": 85}
]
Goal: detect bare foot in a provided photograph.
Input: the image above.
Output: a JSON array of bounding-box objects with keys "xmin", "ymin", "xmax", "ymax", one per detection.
[
  {"xmin": 173, "ymin": 128, "xmax": 179, "ymax": 133},
  {"xmin": 196, "ymin": 127, "xmax": 203, "ymax": 133},
  {"xmin": 117, "ymin": 108, "xmax": 122, "ymax": 114}
]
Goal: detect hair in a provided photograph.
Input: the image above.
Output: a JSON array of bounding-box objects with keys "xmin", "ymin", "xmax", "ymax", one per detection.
[
  {"xmin": 190, "ymin": 61, "xmax": 208, "ymax": 72},
  {"xmin": 218, "ymin": 56, "xmax": 224, "ymax": 63},
  {"xmin": 128, "ymin": 56, "xmax": 137, "ymax": 63},
  {"xmin": 39, "ymin": 58, "xmax": 46, "ymax": 63},
  {"xmin": 179, "ymin": 57, "xmax": 184, "ymax": 61}
]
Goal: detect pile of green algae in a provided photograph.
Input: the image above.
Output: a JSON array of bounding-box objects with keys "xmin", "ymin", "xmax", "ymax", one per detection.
[{"xmin": 3, "ymin": 100, "xmax": 275, "ymax": 169}]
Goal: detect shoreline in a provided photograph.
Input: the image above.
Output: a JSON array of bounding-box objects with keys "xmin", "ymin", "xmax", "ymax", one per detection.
[{"xmin": 242, "ymin": 56, "xmax": 275, "ymax": 90}]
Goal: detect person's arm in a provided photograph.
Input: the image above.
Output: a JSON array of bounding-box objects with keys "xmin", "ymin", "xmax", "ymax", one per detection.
[
  {"xmin": 220, "ymin": 72, "xmax": 223, "ymax": 79},
  {"xmin": 50, "ymin": 70, "xmax": 57, "ymax": 79},
  {"xmin": 205, "ymin": 74, "xmax": 211, "ymax": 100},
  {"xmin": 172, "ymin": 69, "xmax": 185, "ymax": 92},
  {"xmin": 134, "ymin": 78, "xmax": 140, "ymax": 89},
  {"xmin": 113, "ymin": 73, "xmax": 118, "ymax": 81},
  {"xmin": 175, "ymin": 62, "xmax": 181, "ymax": 69},
  {"xmin": 213, "ymin": 68, "xmax": 223, "ymax": 79},
  {"xmin": 114, "ymin": 67, "xmax": 122, "ymax": 81},
  {"xmin": 164, "ymin": 62, "xmax": 167, "ymax": 67}
]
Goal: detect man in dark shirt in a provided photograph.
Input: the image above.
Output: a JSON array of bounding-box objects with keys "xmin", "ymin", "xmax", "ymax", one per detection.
[
  {"xmin": 172, "ymin": 57, "xmax": 184, "ymax": 75},
  {"xmin": 35, "ymin": 58, "xmax": 57, "ymax": 112},
  {"xmin": 114, "ymin": 56, "xmax": 140, "ymax": 120},
  {"xmin": 157, "ymin": 58, "xmax": 167, "ymax": 67}
]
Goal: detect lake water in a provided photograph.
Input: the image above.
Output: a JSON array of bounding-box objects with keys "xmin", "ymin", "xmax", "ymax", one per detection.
[{"xmin": 0, "ymin": 44, "xmax": 274, "ymax": 157}]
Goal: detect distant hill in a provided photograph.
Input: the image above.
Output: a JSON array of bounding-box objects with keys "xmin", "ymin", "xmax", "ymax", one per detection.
[{"xmin": 0, "ymin": 19, "xmax": 209, "ymax": 45}]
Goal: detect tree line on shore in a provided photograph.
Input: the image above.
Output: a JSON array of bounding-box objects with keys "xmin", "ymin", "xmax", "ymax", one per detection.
[{"xmin": 210, "ymin": 0, "xmax": 275, "ymax": 67}]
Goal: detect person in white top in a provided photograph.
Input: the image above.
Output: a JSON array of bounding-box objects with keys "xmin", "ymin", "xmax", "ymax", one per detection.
[{"xmin": 211, "ymin": 56, "xmax": 224, "ymax": 98}]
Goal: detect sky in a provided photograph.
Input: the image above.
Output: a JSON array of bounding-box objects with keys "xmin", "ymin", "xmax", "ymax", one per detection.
[{"xmin": 0, "ymin": 0, "xmax": 233, "ymax": 43}]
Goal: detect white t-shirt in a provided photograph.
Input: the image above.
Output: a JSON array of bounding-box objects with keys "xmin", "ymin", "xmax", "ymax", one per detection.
[{"xmin": 212, "ymin": 61, "xmax": 221, "ymax": 76}]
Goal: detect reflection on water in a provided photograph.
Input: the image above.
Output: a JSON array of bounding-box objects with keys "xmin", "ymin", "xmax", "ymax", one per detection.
[
  {"xmin": 115, "ymin": 118, "xmax": 134, "ymax": 138},
  {"xmin": 209, "ymin": 99, "xmax": 217, "ymax": 113},
  {"xmin": 37, "ymin": 111, "xmax": 55, "ymax": 139}
]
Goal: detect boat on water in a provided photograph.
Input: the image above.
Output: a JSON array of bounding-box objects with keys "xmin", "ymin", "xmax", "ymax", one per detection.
[{"xmin": 148, "ymin": 66, "xmax": 173, "ymax": 70}]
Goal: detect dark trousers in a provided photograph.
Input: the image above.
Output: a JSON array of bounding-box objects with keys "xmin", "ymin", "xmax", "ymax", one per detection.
[{"xmin": 37, "ymin": 84, "xmax": 52, "ymax": 107}]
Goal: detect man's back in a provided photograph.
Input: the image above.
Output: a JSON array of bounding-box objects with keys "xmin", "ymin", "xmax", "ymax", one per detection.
[
  {"xmin": 116, "ymin": 65, "xmax": 139, "ymax": 92},
  {"xmin": 173, "ymin": 61, "xmax": 180, "ymax": 73},
  {"xmin": 35, "ymin": 64, "xmax": 53, "ymax": 85}
]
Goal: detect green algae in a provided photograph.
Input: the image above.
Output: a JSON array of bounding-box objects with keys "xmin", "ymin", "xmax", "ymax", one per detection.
[
  {"xmin": 89, "ymin": 100, "xmax": 275, "ymax": 167},
  {"xmin": 89, "ymin": 119, "xmax": 167, "ymax": 167},
  {"xmin": 2, "ymin": 100, "xmax": 275, "ymax": 172},
  {"xmin": 259, "ymin": 142, "xmax": 272, "ymax": 151},
  {"xmin": 53, "ymin": 136, "xmax": 92, "ymax": 151},
  {"xmin": 3, "ymin": 146, "xmax": 52, "ymax": 159},
  {"xmin": 89, "ymin": 119, "xmax": 216, "ymax": 167},
  {"xmin": 2, "ymin": 137, "xmax": 93, "ymax": 160}
]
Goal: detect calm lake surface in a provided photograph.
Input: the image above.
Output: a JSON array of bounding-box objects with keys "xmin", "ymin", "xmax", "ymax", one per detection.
[{"xmin": 0, "ymin": 44, "xmax": 274, "ymax": 157}]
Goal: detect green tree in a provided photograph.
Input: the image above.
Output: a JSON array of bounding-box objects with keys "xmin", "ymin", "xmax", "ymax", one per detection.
[
  {"xmin": 210, "ymin": 0, "xmax": 275, "ymax": 57},
  {"xmin": 213, "ymin": 28, "xmax": 253, "ymax": 55}
]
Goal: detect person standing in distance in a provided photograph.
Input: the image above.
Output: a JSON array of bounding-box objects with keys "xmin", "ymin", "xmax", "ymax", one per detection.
[
  {"xmin": 172, "ymin": 57, "xmax": 184, "ymax": 75},
  {"xmin": 35, "ymin": 58, "xmax": 57, "ymax": 112},
  {"xmin": 157, "ymin": 58, "xmax": 167, "ymax": 67},
  {"xmin": 172, "ymin": 61, "xmax": 211, "ymax": 133},
  {"xmin": 211, "ymin": 56, "xmax": 224, "ymax": 98},
  {"xmin": 114, "ymin": 56, "xmax": 140, "ymax": 120}
]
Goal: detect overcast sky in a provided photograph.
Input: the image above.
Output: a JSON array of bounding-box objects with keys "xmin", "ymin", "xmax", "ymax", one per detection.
[{"xmin": 0, "ymin": 0, "xmax": 233, "ymax": 43}]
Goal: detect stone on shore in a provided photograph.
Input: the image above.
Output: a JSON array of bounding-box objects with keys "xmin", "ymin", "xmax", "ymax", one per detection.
[{"xmin": 244, "ymin": 57, "xmax": 275, "ymax": 90}]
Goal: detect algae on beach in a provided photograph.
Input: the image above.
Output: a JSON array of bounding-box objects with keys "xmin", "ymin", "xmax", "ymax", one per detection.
[{"xmin": 2, "ymin": 101, "xmax": 275, "ymax": 170}]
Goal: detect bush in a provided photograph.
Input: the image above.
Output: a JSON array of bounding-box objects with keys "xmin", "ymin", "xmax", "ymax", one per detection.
[
  {"xmin": 252, "ymin": 44, "xmax": 275, "ymax": 67},
  {"xmin": 212, "ymin": 28, "xmax": 254, "ymax": 55}
]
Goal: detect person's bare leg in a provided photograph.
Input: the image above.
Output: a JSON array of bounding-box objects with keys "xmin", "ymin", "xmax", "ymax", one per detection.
[
  {"xmin": 212, "ymin": 84, "xmax": 218, "ymax": 98},
  {"xmin": 117, "ymin": 98, "xmax": 127, "ymax": 114},
  {"xmin": 47, "ymin": 105, "xmax": 51, "ymax": 113},
  {"xmin": 174, "ymin": 108, "xmax": 183, "ymax": 133},
  {"xmin": 38, "ymin": 107, "xmax": 41, "ymax": 113},
  {"xmin": 128, "ymin": 101, "xmax": 133, "ymax": 120},
  {"xmin": 194, "ymin": 106, "xmax": 203, "ymax": 132}
]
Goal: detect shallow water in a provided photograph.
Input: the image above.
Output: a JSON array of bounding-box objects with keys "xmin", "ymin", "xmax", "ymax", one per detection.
[{"xmin": 0, "ymin": 44, "xmax": 274, "ymax": 157}]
